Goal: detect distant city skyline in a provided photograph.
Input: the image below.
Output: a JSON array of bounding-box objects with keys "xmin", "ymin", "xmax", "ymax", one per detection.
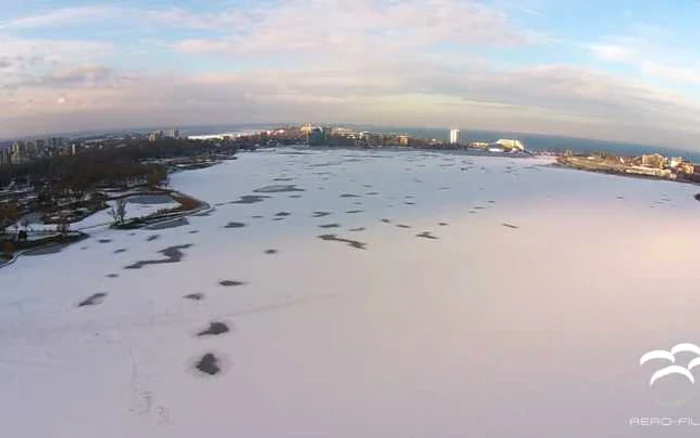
[{"xmin": 3, "ymin": 1, "xmax": 700, "ymax": 148}]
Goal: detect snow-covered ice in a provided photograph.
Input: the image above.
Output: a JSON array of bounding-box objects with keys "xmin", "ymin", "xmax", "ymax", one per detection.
[{"xmin": 2, "ymin": 147, "xmax": 700, "ymax": 437}]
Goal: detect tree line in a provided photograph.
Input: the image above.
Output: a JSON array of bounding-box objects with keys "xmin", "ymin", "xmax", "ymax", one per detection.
[{"xmin": 1, "ymin": 137, "xmax": 235, "ymax": 234}]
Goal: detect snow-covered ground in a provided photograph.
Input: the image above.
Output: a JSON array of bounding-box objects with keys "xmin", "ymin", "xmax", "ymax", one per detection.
[
  {"xmin": 2, "ymin": 147, "xmax": 700, "ymax": 437},
  {"xmin": 18, "ymin": 194, "xmax": 183, "ymax": 233},
  {"xmin": 80, "ymin": 195, "xmax": 181, "ymax": 228}
]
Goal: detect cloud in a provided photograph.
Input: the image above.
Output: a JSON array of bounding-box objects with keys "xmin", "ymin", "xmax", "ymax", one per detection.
[
  {"xmin": 41, "ymin": 65, "xmax": 135, "ymax": 88},
  {"xmin": 584, "ymin": 35, "xmax": 700, "ymax": 88},
  {"xmin": 143, "ymin": 7, "xmax": 255, "ymax": 31},
  {"xmin": 2, "ymin": 1, "xmax": 700, "ymax": 148},
  {"xmin": 0, "ymin": 6, "xmax": 119, "ymax": 30},
  {"xmin": 0, "ymin": 36, "xmax": 114, "ymax": 89},
  {"xmin": 4, "ymin": 58, "xmax": 700, "ymax": 146},
  {"xmin": 171, "ymin": 0, "xmax": 536, "ymax": 58},
  {"xmin": 584, "ymin": 43, "xmax": 637, "ymax": 62}
]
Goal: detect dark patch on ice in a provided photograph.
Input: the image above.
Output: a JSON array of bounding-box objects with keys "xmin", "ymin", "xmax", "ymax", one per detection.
[
  {"xmin": 275, "ymin": 212, "xmax": 291, "ymax": 217},
  {"xmin": 189, "ymin": 230, "xmax": 199, "ymax": 234},
  {"xmin": 319, "ymin": 223, "xmax": 341, "ymax": 229},
  {"xmin": 280, "ymin": 151, "xmax": 312, "ymax": 156},
  {"xmin": 502, "ymin": 223, "xmax": 519, "ymax": 229},
  {"xmin": 81, "ymin": 246, "xmax": 89, "ymax": 250},
  {"xmin": 366, "ymin": 192, "xmax": 379, "ymax": 196},
  {"xmin": 264, "ymin": 249, "xmax": 278, "ymax": 255},
  {"xmin": 146, "ymin": 234, "xmax": 160, "ymax": 242},
  {"xmin": 273, "ymin": 177, "xmax": 295, "ymax": 182},
  {"xmin": 474, "ymin": 206, "xmax": 485, "ymax": 210},
  {"xmin": 129, "ymin": 194, "xmax": 175, "ymax": 205},
  {"xmin": 363, "ymin": 184, "xmax": 373, "ymax": 188},
  {"xmin": 381, "ymin": 218, "xmax": 392, "ymax": 223},
  {"xmin": 219, "ymin": 280, "xmax": 247, "ymax": 287},
  {"xmin": 253, "ymin": 185, "xmax": 305, "ymax": 193},
  {"xmin": 128, "ymin": 232, "xmax": 136, "ymax": 236},
  {"xmin": 98, "ymin": 239, "xmax": 112, "ymax": 244},
  {"xmin": 346, "ymin": 210, "xmax": 364, "ymax": 214},
  {"xmin": 312, "ymin": 211, "xmax": 331, "ymax": 218},
  {"xmin": 405, "ymin": 202, "xmax": 416, "ymax": 206},
  {"xmin": 113, "ymin": 248, "xmax": 127, "ymax": 254},
  {"xmin": 469, "ymin": 210, "xmax": 477, "ymax": 214},
  {"xmin": 194, "ymin": 353, "xmax": 221, "ymax": 376},
  {"xmin": 77, "ymin": 293, "xmax": 107, "ymax": 308},
  {"xmin": 106, "ymin": 273, "xmax": 119, "ymax": 278},
  {"xmin": 439, "ymin": 187, "xmax": 451, "ymax": 190},
  {"xmin": 311, "ymin": 162, "xmax": 343, "ymax": 168},
  {"xmin": 694, "ymin": 193, "xmax": 700, "ymax": 202},
  {"xmin": 24, "ymin": 243, "xmax": 69, "ymax": 256},
  {"xmin": 197, "ymin": 321, "xmax": 231, "ymax": 337},
  {"xmin": 124, "ymin": 244, "xmax": 193, "ymax": 269},
  {"xmin": 224, "ymin": 222, "xmax": 246, "ymax": 229},
  {"xmin": 317, "ymin": 234, "xmax": 367, "ymax": 250},
  {"xmin": 184, "ymin": 293, "xmax": 204, "ymax": 301},
  {"xmin": 148, "ymin": 217, "xmax": 189, "ymax": 230},
  {"xmin": 438, "ymin": 222, "xmax": 449, "ymax": 226},
  {"xmin": 416, "ymin": 232, "xmax": 439, "ymax": 240},
  {"xmin": 289, "ymin": 195, "xmax": 303, "ymax": 199},
  {"xmin": 352, "ymin": 201, "xmax": 363, "ymax": 206},
  {"xmin": 341, "ymin": 193, "xmax": 360, "ymax": 198},
  {"xmin": 231, "ymin": 195, "xmax": 270, "ymax": 204},
  {"xmin": 396, "ymin": 224, "xmax": 411, "ymax": 229},
  {"xmin": 252, "ymin": 215, "xmax": 264, "ymax": 219}
]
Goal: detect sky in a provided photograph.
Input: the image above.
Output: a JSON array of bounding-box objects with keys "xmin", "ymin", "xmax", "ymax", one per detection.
[{"xmin": 2, "ymin": 1, "xmax": 700, "ymax": 147}]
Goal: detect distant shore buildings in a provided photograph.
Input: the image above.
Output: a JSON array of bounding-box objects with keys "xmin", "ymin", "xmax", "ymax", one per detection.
[
  {"xmin": 558, "ymin": 151, "xmax": 697, "ymax": 182},
  {"xmin": 467, "ymin": 138, "xmax": 525, "ymax": 152},
  {"xmin": 0, "ymin": 128, "xmax": 187, "ymax": 168},
  {"xmin": 0, "ymin": 137, "xmax": 73, "ymax": 167},
  {"xmin": 493, "ymin": 139, "xmax": 525, "ymax": 152}
]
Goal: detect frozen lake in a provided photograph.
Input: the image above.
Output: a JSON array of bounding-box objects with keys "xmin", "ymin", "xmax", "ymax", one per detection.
[{"xmin": 2, "ymin": 147, "xmax": 700, "ymax": 437}]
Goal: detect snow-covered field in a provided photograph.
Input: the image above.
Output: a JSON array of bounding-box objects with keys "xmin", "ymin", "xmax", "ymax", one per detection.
[{"xmin": 2, "ymin": 147, "xmax": 700, "ymax": 437}]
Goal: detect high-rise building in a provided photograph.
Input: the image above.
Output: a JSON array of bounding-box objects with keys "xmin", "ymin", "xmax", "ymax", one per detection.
[
  {"xmin": 449, "ymin": 128, "xmax": 460, "ymax": 144},
  {"xmin": 46, "ymin": 137, "xmax": 66, "ymax": 149},
  {"xmin": 148, "ymin": 130, "xmax": 164, "ymax": 142},
  {"xmin": 0, "ymin": 149, "xmax": 10, "ymax": 167},
  {"xmin": 11, "ymin": 141, "xmax": 30, "ymax": 165},
  {"xmin": 169, "ymin": 129, "xmax": 180, "ymax": 139},
  {"xmin": 26, "ymin": 141, "xmax": 38, "ymax": 159}
]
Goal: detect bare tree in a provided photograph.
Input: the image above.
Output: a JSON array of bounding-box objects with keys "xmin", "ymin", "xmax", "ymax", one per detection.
[
  {"xmin": 56, "ymin": 218, "xmax": 70, "ymax": 237},
  {"xmin": 108, "ymin": 199, "xmax": 128, "ymax": 225}
]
